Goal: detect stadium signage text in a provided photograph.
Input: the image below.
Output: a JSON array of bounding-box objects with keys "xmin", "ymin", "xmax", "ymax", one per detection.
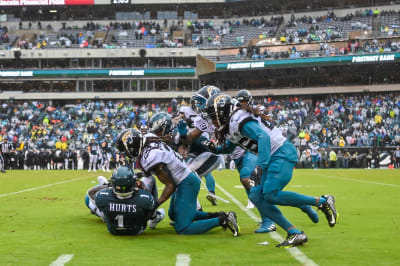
[
  {"xmin": 351, "ymin": 54, "xmax": 395, "ymax": 63},
  {"xmin": 0, "ymin": 71, "xmax": 33, "ymax": 77},
  {"xmin": 111, "ymin": 0, "xmax": 130, "ymax": 4},
  {"xmin": 227, "ymin": 62, "xmax": 264, "ymax": 70},
  {"xmin": 108, "ymin": 70, "xmax": 145, "ymax": 76},
  {"xmin": 0, "ymin": 68, "xmax": 195, "ymax": 79},
  {"xmin": 0, "ymin": 0, "xmax": 93, "ymax": 5}
]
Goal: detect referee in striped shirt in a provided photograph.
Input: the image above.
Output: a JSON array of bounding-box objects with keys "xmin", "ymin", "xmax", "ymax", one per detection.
[{"xmin": 0, "ymin": 137, "xmax": 13, "ymax": 173}]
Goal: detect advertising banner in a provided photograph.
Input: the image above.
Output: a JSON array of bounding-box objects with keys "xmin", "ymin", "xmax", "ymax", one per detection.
[{"xmin": 0, "ymin": 0, "xmax": 93, "ymax": 5}]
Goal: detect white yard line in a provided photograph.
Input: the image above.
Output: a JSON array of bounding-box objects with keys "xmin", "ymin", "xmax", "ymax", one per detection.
[
  {"xmin": 0, "ymin": 177, "xmax": 89, "ymax": 198},
  {"xmin": 176, "ymin": 254, "xmax": 191, "ymax": 266},
  {"xmin": 216, "ymin": 183, "xmax": 319, "ymax": 266},
  {"xmin": 308, "ymin": 173, "xmax": 400, "ymax": 188},
  {"xmin": 49, "ymin": 254, "xmax": 74, "ymax": 266}
]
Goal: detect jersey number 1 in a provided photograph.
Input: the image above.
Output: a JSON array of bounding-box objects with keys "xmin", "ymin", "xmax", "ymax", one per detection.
[{"xmin": 115, "ymin": 215, "xmax": 124, "ymax": 228}]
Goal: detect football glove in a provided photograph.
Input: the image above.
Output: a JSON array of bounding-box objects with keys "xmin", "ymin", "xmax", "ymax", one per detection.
[
  {"xmin": 201, "ymin": 139, "xmax": 216, "ymax": 153},
  {"xmin": 177, "ymin": 119, "xmax": 188, "ymax": 136}
]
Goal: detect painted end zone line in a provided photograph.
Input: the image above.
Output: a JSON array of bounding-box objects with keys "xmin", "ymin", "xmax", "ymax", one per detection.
[
  {"xmin": 0, "ymin": 177, "xmax": 89, "ymax": 198},
  {"xmin": 176, "ymin": 254, "xmax": 191, "ymax": 266},
  {"xmin": 215, "ymin": 183, "xmax": 318, "ymax": 266},
  {"xmin": 50, "ymin": 254, "xmax": 74, "ymax": 266}
]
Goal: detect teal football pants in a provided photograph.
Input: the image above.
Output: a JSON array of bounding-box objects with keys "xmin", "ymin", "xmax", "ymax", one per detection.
[{"xmin": 169, "ymin": 173, "xmax": 220, "ymax": 234}]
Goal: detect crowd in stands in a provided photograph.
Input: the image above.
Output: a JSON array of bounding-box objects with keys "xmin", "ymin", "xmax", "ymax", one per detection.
[
  {"xmin": 0, "ymin": 99, "xmax": 182, "ymax": 152},
  {"xmin": 294, "ymin": 94, "xmax": 400, "ymax": 150},
  {"xmin": 1, "ymin": 93, "xmax": 399, "ymax": 170},
  {"xmin": 1, "ymin": 93, "xmax": 398, "ymax": 153},
  {"xmin": 254, "ymin": 96, "xmax": 311, "ymax": 139}
]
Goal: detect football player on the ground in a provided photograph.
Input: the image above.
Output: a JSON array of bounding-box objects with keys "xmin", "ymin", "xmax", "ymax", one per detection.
[
  {"xmin": 85, "ymin": 168, "xmax": 164, "ymax": 230},
  {"xmin": 176, "ymin": 85, "xmax": 223, "ymax": 205},
  {"xmin": 115, "ymin": 128, "xmax": 239, "ymax": 236},
  {"xmin": 87, "ymin": 166, "xmax": 163, "ymax": 235},
  {"xmin": 205, "ymin": 93, "xmax": 338, "ymax": 247}
]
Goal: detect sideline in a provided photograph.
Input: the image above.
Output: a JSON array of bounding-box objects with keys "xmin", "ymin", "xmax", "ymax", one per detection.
[{"xmin": 216, "ymin": 183, "xmax": 318, "ymax": 266}]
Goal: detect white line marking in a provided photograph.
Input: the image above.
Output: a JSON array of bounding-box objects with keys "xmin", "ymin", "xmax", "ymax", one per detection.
[
  {"xmin": 49, "ymin": 254, "xmax": 74, "ymax": 266},
  {"xmin": 216, "ymin": 183, "xmax": 318, "ymax": 266},
  {"xmin": 0, "ymin": 177, "xmax": 88, "ymax": 198},
  {"xmin": 176, "ymin": 254, "xmax": 191, "ymax": 266},
  {"xmin": 309, "ymin": 173, "xmax": 400, "ymax": 188}
]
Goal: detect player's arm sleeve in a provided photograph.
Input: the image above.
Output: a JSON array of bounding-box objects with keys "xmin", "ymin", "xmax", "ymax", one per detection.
[
  {"xmin": 181, "ymin": 128, "xmax": 202, "ymax": 145},
  {"xmin": 241, "ymin": 121, "xmax": 271, "ymax": 169},
  {"xmin": 139, "ymin": 190, "xmax": 156, "ymax": 211},
  {"xmin": 215, "ymin": 140, "xmax": 236, "ymax": 154},
  {"xmin": 148, "ymin": 163, "xmax": 176, "ymax": 207}
]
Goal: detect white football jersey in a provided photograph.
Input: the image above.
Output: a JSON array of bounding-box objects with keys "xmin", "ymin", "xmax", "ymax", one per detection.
[
  {"xmin": 228, "ymin": 109, "xmax": 286, "ymax": 155},
  {"xmin": 309, "ymin": 144, "xmax": 319, "ymax": 155},
  {"xmin": 179, "ymin": 106, "xmax": 197, "ymax": 127},
  {"xmin": 140, "ymin": 141, "xmax": 191, "ymax": 186},
  {"xmin": 193, "ymin": 115, "xmax": 215, "ymax": 134}
]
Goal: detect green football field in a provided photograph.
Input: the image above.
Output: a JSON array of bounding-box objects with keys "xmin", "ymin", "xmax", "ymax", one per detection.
[{"xmin": 0, "ymin": 169, "xmax": 399, "ymax": 266}]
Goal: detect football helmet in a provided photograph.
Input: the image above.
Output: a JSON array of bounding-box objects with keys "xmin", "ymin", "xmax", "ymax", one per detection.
[
  {"xmin": 205, "ymin": 93, "xmax": 234, "ymax": 129},
  {"xmin": 140, "ymin": 124, "xmax": 149, "ymax": 134},
  {"xmin": 115, "ymin": 128, "xmax": 144, "ymax": 158},
  {"xmin": 111, "ymin": 166, "xmax": 137, "ymax": 199},
  {"xmin": 235, "ymin": 89, "xmax": 253, "ymax": 105},
  {"xmin": 191, "ymin": 85, "xmax": 221, "ymax": 112},
  {"xmin": 149, "ymin": 112, "xmax": 173, "ymax": 137}
]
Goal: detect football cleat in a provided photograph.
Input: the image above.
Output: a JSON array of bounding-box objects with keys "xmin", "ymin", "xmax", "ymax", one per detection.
[
  {"xmin": 97, "ymin": 176, "xmax": 109, "ymax": 186},
  {"xmin": 246, "ymin": 199, "xmax": 255, "ymax": 209},
  {"xmin": 1, "ymin": 169, "xmax": 6, "ymax": 173},
  {"xmin": 220, "ymin": 212, "xmax": 240, "ymax": 237},
  {"xmin": 206, "ymin": 193, "xmax": 218, "ymax": 206},
  {"xmin": 148, "ymin": 209, "xmax": 165, "ymax": 229},
  {"xmin": 318, "ymin": 195, "xmax": 338, "ymax": 227},
  {"xmin": 276, "ymin": 231, "xmax": 308, "ymax": 248},
  {"xmin": 255, "ymin": 218, "xmax": 276, "ymax": 233}
]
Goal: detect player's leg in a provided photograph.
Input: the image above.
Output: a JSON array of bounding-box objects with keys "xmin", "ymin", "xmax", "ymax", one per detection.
[
  {"xmin": 204, "ymin": 172, "xmax": 217, "ymax": 205},
  {"xmin": 106, "ymin": 153, "xmax": 111, "ymax": 172},
  {"xmin": 85, "ymin": 184, "xmax": 107, "ymax": 218},
  {"xmin": 174, "ymin": 173, "xmax": 225, "ymax": 235},
  {"xmin": 237, "ymin": 152, "xmax": 275, "ymax": 233},
  {"xmin": 248, "ymin": 185, "xmax": 307, "ymax": 247},
  {"xmin": 0, "ymin": 154, "xmax": 5, "ymax": 173},
  {"xmin": 262, "ymin": 157, "xmax": 336, "ymax": 227}
]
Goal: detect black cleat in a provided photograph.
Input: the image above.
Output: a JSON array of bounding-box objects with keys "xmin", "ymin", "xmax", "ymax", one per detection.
[
  {"xmin": 220, "ymin": 212, "xmax": 240, "ymax": 237},
  {"xmin": 206, "ymin": 193, "xmax": 218, "ymax": 206},
  {"xmin": 276, "ymin": 231, "xmax": 308, "ymax": 248},
  {"xmin": 318, "ymin": 195, "xmax": 338, "ymax": 227},
  {"xmin": 1, "ymin": 169, "xmax": 6, "ymax": 173}
]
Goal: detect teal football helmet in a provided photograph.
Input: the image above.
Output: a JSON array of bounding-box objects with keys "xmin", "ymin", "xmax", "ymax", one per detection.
[
  {"xmin": 191, "ymin": 85, "xmax": 221, "ymax": 112},
  {"xmin": 111, "ymin": 166, "xmax": 137, "ymax": 199}
]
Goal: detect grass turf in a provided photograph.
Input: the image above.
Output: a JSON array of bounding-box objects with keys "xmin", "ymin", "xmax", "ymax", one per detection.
[{"xmin": 0, "ymin": 169, "xmax": 399, "ymax": 265}]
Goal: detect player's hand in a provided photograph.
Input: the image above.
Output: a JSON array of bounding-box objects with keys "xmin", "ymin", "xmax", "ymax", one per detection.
[
  {"xmin": 136, "ymin": 180, "xmax": 145, "ymax": 189},
  {"xmin": 248, "ymin": 179, "xmax": 256, "ymax": 188},
  {"xmin": 136, "ymin": 171, "xmax": 145, "ymax": 178},
  {"xmin": 201, "ymin": 139, "xmax": 216, "ymax": 153},
  {"xmin": 177, "ymin": 120, "xmax": 188, "ymax": 136}
]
